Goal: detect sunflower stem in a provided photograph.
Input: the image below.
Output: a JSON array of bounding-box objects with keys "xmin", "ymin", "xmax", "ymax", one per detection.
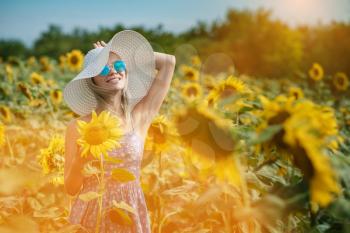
[
  {"xmin": 6, "ymin": 135, "xmax": 14, "ymax": 161},
  {"xmin": 38, "ymin": 89, "xmax": 56, "ymax": 120},
  {"xmin": 95, "ymin": 155, "xmax": 105, "ymax": 233},
  {"xmin": 234, "ymin": 154, "xmax": 250, "ymax": 207}
]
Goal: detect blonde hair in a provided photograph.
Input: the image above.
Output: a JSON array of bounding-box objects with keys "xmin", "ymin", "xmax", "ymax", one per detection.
[{"xmin": 86, "ymin": 73, "xmax": 133, "ymax": 130}]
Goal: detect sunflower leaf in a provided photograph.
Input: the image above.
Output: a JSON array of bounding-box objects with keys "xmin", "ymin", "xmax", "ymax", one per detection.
[
  {"xmin": 111, "ymin": 168, "xmax": 136, "ymax": 182},
  {"xmin": 78, "ymin": 191, "xmax": 101, "ymax": 202}
]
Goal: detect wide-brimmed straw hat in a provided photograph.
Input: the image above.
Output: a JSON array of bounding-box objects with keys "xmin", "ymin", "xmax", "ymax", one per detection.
[{"xmin": 63, "ymin": 29, "xmax": 156, "ymax": 116}]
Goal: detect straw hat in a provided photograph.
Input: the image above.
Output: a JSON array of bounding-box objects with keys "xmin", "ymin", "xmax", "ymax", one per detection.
[{"xmin": 63, "ymin": 29, "xmax": 156, "ymax": 116}]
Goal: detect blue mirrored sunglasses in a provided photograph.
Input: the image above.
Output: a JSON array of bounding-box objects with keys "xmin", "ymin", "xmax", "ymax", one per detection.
[{"xmin": 99, "ymin": 60, "xmax": 126, "ymax": 76}]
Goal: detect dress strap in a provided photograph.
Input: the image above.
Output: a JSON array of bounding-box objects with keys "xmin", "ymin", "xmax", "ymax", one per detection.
[{"xmin": 131, "ymin": 115, "xmax": 135, "ymax": 132}]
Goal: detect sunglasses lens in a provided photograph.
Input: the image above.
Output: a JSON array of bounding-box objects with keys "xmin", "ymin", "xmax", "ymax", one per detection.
[
  {"xmin": 114, "ymin": 61, "xmax": 126, "ymax": 72},
  {"xmin": 100, "ymin": 65, "xmax": 110, "ymax": 76}
]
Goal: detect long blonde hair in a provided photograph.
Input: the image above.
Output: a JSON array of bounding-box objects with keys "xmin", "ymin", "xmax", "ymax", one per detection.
[{"xmin": 85, "ymin": 74, "xmax": 133, "ymax": 129}]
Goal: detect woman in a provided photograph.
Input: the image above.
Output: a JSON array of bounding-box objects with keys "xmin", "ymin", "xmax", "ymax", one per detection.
[{"xmin": 63, "ymin": 30, "xmax": 176, "ymax": 232}]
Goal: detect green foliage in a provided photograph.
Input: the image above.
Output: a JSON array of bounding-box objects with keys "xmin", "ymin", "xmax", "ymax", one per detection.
[{"xmin": 1, "ymin": 8, "xmax": 349, "ymax": 79}]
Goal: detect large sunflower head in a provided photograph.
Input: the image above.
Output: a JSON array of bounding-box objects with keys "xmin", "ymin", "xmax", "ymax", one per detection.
[
  {"xmin": 332, "ymin": 72, "xmax": 349, "ymax": 91},
  {"xmin": 308, "ymin": 63, "xmax": 324, "ymax": 81},
  {"xmin": 76, "ymin": 110, "xmax": 124, "ymax": 159},
  {"xmin": 173, "ymin": 102, "xmax": 236, "ymax": 162},
  {"xmin": 66, "ymin": 49, "xmax": 84, "ymax": 72}
]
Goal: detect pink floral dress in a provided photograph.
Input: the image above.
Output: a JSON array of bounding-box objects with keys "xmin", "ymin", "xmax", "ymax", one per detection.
[{"xmin": 68, "ymin": 130, "xmax": 151, "ymax": 233}]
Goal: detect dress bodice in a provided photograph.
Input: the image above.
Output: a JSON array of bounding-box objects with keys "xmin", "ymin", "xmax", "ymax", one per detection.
[{"xmin": 83, "ymin": 131, "xmax": 145, "ymax": 186}]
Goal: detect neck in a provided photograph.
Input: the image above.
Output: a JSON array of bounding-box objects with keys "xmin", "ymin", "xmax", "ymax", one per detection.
[{"xmin": 95, "ymin": 91, "xmax": 124, "ymax": 117}]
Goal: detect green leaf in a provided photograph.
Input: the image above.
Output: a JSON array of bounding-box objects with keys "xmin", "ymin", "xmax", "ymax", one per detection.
[{"xmin": 249, "ymin": 124, "xmax": 283, "ymax": 145}]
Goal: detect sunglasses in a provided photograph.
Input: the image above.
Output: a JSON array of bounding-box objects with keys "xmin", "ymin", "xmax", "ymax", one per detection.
[{"xmin": 99, "ymin": 60, "xmax": 127, "ymax": 76}]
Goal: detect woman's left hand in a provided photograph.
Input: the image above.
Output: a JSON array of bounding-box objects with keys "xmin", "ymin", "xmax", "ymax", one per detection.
[{"xmin": 93, "ymin": 41, "xmax": 106, "ymax": 48}]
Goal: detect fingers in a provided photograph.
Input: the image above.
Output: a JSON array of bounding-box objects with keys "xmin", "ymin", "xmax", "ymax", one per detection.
[{"xmin": 93, "ymin": 41, "xmax": 107, "ymax": 48}]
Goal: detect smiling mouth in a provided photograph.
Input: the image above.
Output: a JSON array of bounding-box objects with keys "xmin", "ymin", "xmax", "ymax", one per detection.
[{"xmin": 106, "ymin": 76, "xmax": 122, "ymax": 82}]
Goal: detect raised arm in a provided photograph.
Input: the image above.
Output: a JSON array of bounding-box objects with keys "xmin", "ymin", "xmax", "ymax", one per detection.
[{"xmin": 132, "ymin": 52, "xmax": 176, "ymax": 129}]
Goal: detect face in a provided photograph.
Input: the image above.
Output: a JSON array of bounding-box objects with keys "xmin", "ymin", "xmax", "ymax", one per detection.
[{"xmin": 92, "ymin": 52, "xmax": 127, "ymax": 90}]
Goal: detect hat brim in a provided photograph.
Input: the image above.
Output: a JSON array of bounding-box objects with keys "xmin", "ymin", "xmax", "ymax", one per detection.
[{"xmin": 63, "ymin": 30, "xmax": 156, "ymax": 116}]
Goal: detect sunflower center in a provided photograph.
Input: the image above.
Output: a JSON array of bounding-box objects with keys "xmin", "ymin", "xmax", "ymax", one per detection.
[
  {"xmin": 186, "ymin": 71, "xmax": 194, "ymax": 78},
  {"xmin": 85, "ymin": 124, "xmax": 110, "ymax": 145},
  {"xmin": 337, "ymin": 77, "xmax": 345, "ymax": 85},
  {"xmin": 268, "ymin": 111, "xmax": 290, "ymax": 125},
  {"xmin": 70, "ymin": 55, "xmax": 79, "ymax": 65},
  {"xmin": 187, "ymin": 87, "xmax": 198, "ymax": 97},
  {"xmin": 151, "ymin": 127, "xmax": 167, "ymax": 144},
  {"xmin": 292, "ymin": 91, "xmax": 299, "ymax": 99},
  {"xmin": 220, "ymin": 86, "xmax": 236, "ymax": 98}
]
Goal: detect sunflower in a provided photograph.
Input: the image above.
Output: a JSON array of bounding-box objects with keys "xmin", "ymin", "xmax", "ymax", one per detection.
[
  {"xmin": 204, "ymin": 91, "xmax": 220, "ymax": 108},
  {"xmin": 145, "ymin": 115, "xmax": 179, "ymax": 154},
  {"xmin": 213, "ymin": 75, "xmax": 247, "ymax": 100},
  {"xmin": 76, "ymin": 110, "xmax": 124, "ymax": 159},
  {"xmin": 58, "ymin": 55, "xmax": 67, "ymax": 70},
  {"xmin": 46, "ymin": 79, "xmax": 57, "ymax": 88},
  {"xmin": 180, "ymin": 65, "xmax": 200, "ymax": 82},
  {"xmin": 182, "ymin": 142, "xmax": 241, "ymax": 187},
  {"xmin": 66, "ymin": 49, "xmax": 84, "ymax": 72},
  {"xmin": 308, "ymin": 63, "xmax": 324, "ymax": 81},
  {"xmin": 17, "ymin": 82, "xmax": 32, "ymax": 100},
  {"xmin": 29, "ymin": 72, "xmax": 45, "ymax": 85},
  {"xmin": 181, "ymin": 82, "xmax": 203, "ymax": 101},
  {"xmin": 5, "ymin": 64, "xmax": 13, "ymax": 82},
  {"xmin": 203, "ymin": 74, "xmax": 217, "ymax": 91},
  {"xmin": 284, "ymin": 130, "xmax": 341, "ymax": 208},
  {"xmin": 27, "ymin": 56, "xmax": 37, "ymax": 66},
  {"xmin": 256, "ymin": 95, "xmax": 342, "ymax": 208},
  {"xmin": 213, "ymin": 157, "xmax": 241, "ymax": 187},
  {"xmin": 332, "ymin": 72, "xmax": 349, "ymax": 91},
  {"xmin": 39, "ymin": 56, "xmax": 53, "ymax": 72},
  {"xmin": 257, "ymin": 94, "xmax": 294, "ymax": 124},
  {"xmin": 29, "ymin": 98, "xmax": 46, "ymax": 107},
  {"xmin": 0, "ymin": 122, "xmax": 5, "ymax": 147},
  {"xmin": 50, "ymin": 89, "xmax": 63, "ymax": 105},
  {"xmin": 288, "ymin": 86, "xmax": 304, "ymax": 100},
  {"xmin": 191, "ymin": 55, "xmax": 201, "ymax": 67},
  {"xmin": 37, "ymin": 134, "xmax": 65, "ymax": 185},
  {"xmin": 0, "ymin": 105, "xmax": 12, "ymax": 123},
  {"xmin": 173, "ymin": 101, "xmax": 236, "ymax": 162}
]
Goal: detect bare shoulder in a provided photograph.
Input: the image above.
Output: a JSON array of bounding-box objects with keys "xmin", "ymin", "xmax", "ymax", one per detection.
[{"xmin": 66, "ymin": 114, "xmax": 90, "ymax": 138}]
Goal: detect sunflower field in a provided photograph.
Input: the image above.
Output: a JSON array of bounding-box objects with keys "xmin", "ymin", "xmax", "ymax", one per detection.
[{"xmin": 0, "ymin": 47, "xmax": 349, "ymax": 233}]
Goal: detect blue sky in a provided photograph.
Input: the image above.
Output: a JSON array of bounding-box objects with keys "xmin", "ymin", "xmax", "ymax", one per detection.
[{"xmin": 1, "ymin": 0, "xmax": 349, "ymax": 48}]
